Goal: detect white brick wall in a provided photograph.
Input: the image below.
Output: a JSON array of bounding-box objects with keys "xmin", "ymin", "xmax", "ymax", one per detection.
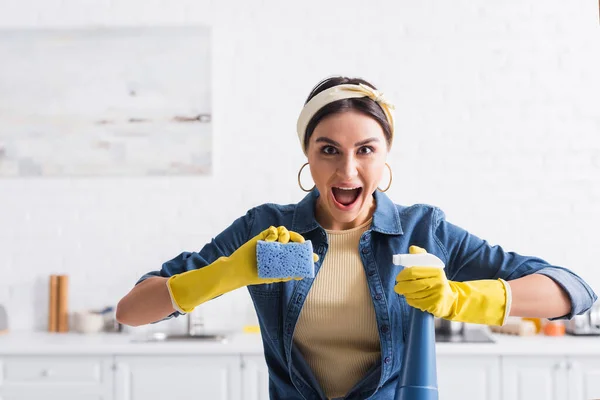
[{"xmin": 1, "ymin": 0, "xmax": 599, "ymax": 332}]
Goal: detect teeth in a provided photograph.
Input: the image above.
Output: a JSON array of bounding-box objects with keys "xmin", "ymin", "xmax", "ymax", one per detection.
[{"xmin": 335, "ymin": 187, "xmax": 361, "ymax": 191}]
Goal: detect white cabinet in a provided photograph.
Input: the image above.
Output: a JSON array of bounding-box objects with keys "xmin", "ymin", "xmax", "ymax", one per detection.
[
  {"xmin": 1, "ymin": 352, "xmax": 598, "ymax": 400},
  {"xmin": 0, "ymin": 390, "xmax": 108, "ymax": 400},
  {"xmin": 0, "ymin": 355, "xmax": 113, "ymax": 400},
  {"xmin": 241, "ymin": 355, "xmax": 270, "ymax": 400},
  {"xmin": 568, "ymin": 356, "xmax": 600, "ymax": 400},
  {"xmin": 502, "ymin": 355, "xmax": 600, "ymax": 400},
  {"xmin": 502, "ymin": 356, "xmax": 568, "ymax": 400},
  {"xmin": 437, "ymin": 355, "xmax": 501, "ymax": 400},
  {"xmin": 113, "ymin": 355, "xmax": 241, "ymax": 400}
]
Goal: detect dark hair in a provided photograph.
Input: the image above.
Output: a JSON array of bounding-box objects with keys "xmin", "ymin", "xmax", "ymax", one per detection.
[{"xmin": 303, "ymin": 76, "xmax": 393, "ymax": 152}]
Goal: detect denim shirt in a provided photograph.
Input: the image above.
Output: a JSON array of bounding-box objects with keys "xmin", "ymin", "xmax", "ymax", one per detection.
[{"xmin": 137, "ymin": 188, "xmax": 597, "ymax": 400}]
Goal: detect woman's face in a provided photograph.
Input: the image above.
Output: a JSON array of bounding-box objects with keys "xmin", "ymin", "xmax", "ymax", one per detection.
[{"xmin": 306, "ymin": 110, "xmax": 389, "ymax": 230}]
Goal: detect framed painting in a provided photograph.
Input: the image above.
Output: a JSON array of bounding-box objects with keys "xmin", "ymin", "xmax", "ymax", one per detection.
[{"xmin": 0, "ymin": 26, "xmax": 212, "ymax": 176}]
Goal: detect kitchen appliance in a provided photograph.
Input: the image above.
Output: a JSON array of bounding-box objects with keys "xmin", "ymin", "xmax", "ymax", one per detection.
[
  {"xmin": 435, "ymin": 318, "xmax": 464, "ymax": 336},
  {"xmin": 435, "ymin": 328, "xmax": 494, "ymax": 343},
  {"xmin": 434, "ymin": 318, "xmax": 495, "ymax": 342},
  {"xmin": 566, "ymin": 301, "xmax": 600, "ymax": 336},
  {"xmin": 393, "ymin": 252, "xmax": 445, "ymax": 400}
]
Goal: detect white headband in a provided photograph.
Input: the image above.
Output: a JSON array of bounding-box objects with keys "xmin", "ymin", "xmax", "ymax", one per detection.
[{"xmin": 296, "ymin": 83, "xmax": 395, "ymax": 156}]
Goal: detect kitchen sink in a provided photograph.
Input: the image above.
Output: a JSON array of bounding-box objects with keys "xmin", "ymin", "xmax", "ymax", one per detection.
[{"xmin": 132, "ymin": 332, "xmax": 228, "ymax": 343}]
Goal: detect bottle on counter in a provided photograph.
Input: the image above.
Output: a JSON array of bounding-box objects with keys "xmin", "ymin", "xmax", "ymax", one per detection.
[
  {"xmin": 542, "ymin": 320, "xmax": 566, "ymax": 336},
  {"xmin": 522, "ymin": 317, "xmax": 542, "ymax": 334}
]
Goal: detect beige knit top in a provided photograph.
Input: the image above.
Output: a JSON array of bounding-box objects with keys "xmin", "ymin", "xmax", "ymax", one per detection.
[{"xmin": 293, "ymin": 218, "xmax": 381, "ymax": 399}]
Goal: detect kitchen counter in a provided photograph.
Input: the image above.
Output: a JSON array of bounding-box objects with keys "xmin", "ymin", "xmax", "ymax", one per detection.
[
  {"xmin": 436, "ymin": 333, "xmax": 600, "ymax": 356},
  {"xmin": 0, "ymin": 330, "xmax": 265, "ymax": 355},
  {"xmin": 1, "ymin": 330, "xmax": 600, "ymax": 356}
]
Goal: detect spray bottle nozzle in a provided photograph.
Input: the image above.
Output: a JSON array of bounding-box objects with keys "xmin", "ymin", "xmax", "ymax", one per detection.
[{"xmin": 392, "ymin": 253, "xmax": 445, "ymax": 269}]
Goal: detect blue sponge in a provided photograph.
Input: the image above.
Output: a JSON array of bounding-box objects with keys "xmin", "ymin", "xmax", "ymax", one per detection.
[{"xmin": 256, "ymin": 240, "xmax": 315, "ymax": 279}]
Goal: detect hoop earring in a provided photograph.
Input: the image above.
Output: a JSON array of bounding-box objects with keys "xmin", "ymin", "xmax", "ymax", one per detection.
[
  {"xmin": 298, "ymin": 162, "xmax": 315, "ymax": 192},
  {"xmin": 377, "ymin": 163, "xmax": 393, "ymax": 192}
]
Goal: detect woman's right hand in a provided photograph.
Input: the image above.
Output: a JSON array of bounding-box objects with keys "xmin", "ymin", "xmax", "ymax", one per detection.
[
  {"xmin": 166, "ymin": 226, "xmax": 319, "ymax": 313},
  {"xmin": 230, "ymin": 225, "xmax": 319, "ymax": 286}
]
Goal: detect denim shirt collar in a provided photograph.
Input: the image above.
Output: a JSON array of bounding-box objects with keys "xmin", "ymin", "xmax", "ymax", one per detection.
[{"xmin": 291, "ymin": 188, "xmax": 403, "ymax": 235}]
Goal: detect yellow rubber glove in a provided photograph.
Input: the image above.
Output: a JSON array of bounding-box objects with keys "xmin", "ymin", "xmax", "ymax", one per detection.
[
  {"xmin": 167, "ymin": 226, "xmax": 318, "ymax": 313},
  {"xmin": 394, "ymin": 245, "xmax": 510, "ymax": 326}
]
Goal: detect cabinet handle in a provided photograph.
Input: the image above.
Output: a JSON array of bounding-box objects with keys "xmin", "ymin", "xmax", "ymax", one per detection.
[
  {"xmin": 554, "ymin": 361, "xmax": 567, "ymax": 370},
  {"xmin": 553, "ymin": 362, "xmax": 561, "ymax": 370}
]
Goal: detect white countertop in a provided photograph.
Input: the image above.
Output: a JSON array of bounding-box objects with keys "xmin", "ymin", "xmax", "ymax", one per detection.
[
  {"xmin": 0, "ymin": 330, "xmax": 266, "ymax": 355},
  {"xmin": 436, "ymin": 333, "xmax": 600, "ymax": 356},
  {"xmin": 1, "ymin": 330, "xmax": 600, "ymax": 356}
]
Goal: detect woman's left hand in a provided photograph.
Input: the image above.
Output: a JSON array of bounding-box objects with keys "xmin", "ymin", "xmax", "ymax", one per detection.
[
  {"xmin": 394, "ymin": 245, "xmax": 457, "ymax": 318},
  {"xmin": 394, "ymin": 245, "xmax": 509, "ymax": 326}
]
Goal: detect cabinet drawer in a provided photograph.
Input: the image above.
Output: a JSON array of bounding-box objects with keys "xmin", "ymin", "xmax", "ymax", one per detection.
[
  {"xmin": 0, "ymin": 388, "xmax": 109, "ymax": 400},
  {"xmin": 0, "ymin": 356, "xmax": 107, "ymax": 385}
]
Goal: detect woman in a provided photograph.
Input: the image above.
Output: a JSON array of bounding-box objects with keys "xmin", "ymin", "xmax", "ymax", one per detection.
[{"xmin": 116, "ymin": 76, "xmax": 597, "ymax": 400}]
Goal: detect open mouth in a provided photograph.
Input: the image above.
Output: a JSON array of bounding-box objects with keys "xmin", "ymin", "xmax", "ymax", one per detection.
[{"xmin": 331, "ymin": 186, "xmax": 363, "ymax": 209}]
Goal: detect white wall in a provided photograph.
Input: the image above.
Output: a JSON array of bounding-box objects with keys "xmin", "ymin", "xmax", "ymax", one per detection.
[{"xmin": 1, "ymin": 0, "xmax": 599, "ymax": 332}]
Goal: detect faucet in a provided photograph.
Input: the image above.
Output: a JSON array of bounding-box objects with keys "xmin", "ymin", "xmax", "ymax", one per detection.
[{"xmin": 187, "ymin": 308, "xmax": 205, "ymax": 336}]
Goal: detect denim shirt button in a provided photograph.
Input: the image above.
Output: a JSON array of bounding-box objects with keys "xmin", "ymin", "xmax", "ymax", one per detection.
[
  {"xmin": 368, "ymin": 270, "xmax": 375, "ymax": 276},
  {"xmin": 381, "ymin": 325, "xmax": 389, "ymax": 333},
  {"xmin": 384, "ymin": 357, "xmax": 391, "ymax": 364},
  {"xmin": 375, "ymin": 294, "xmax": 382, "ymax": 300},
  {"xmin": 361, "ymin": 248, "xmax": 369, "ymax": 254}
]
